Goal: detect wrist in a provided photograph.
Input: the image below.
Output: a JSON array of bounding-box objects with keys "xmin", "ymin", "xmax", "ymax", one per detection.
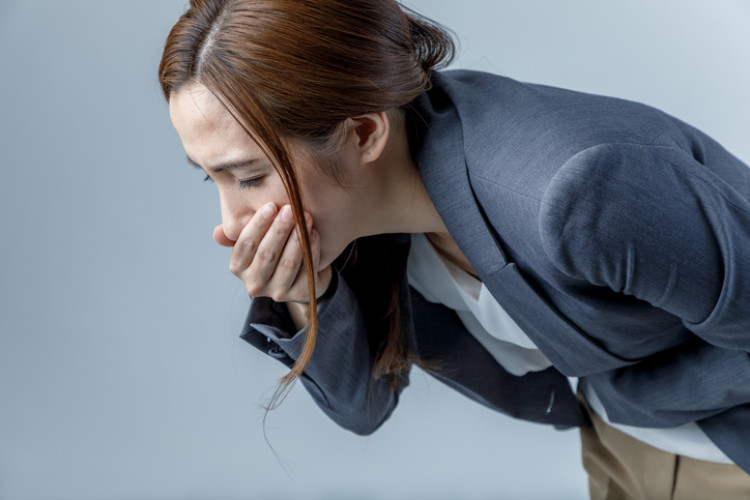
[
  {"xmin": 286, "ymin": 271, "xmax": 336, "ymax": 330},
  {"xmin": 287, "ymin": 301, "xmax": 310, "ymax": 331}
]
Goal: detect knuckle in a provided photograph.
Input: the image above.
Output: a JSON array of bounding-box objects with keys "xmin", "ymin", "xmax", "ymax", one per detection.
[
  {"xmin": 278, "ymin": 257, "xmax": 297, "ymax": 271},
  {"xmin": 228, "ymin": 261, "xmax": 241, "ymax": 275},
  {"xmin": 246, "ymin": 282, "xmax": 263, "ymax": 297},
  {"xmin": 255, "ymin": 248, "xmax": 276, "ymax": 264},
  {"xmin": 234, "ymin": 237, "xmax": 257, "ymax": 254}
]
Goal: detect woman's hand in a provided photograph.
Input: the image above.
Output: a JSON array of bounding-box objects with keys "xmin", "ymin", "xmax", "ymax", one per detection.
[{"xmin": 214, "ymin": 202, "xmax": 333, "ymax": 305}]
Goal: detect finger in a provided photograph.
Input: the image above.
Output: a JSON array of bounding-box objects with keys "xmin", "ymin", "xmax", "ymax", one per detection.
[
  {"xmin": 288, "ymin": 227, "xmax": 331, "ymax": 301},
  {"xmin": 230, "ymin": 202, "xmax": 278, "ymax": 273},
  {"xmin": 213, "ymin": 224, "xmax": 236, "ymax": 247},
  {"xmin": 281, "ymin": 215, "xmax": 318, "ymax": 302},
  {"xmin": 244, "ymin": 204, "xmax": 296, "ymax": 286},
  {"xmin": 267, "ymin": 223, "xmax": 305, "ymax": 297}
]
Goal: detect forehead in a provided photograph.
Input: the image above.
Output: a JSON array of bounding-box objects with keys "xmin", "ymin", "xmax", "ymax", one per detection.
[
  {"xmin": 169, "ymin": 83, "xmax": 231, "ymax": 134},
  {"xmin": 168, "ymin": 83, "xmax": 262, "ymax": 164}
]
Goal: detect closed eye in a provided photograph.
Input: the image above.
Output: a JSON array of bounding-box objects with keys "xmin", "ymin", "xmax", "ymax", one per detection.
[{"xmin": 238, "ymin": 176, "xmax": 264, "ymax": 189}]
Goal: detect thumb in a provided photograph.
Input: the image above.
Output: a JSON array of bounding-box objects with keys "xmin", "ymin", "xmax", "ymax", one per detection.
[{"xmin": 213, "ymin": 224, "xmax": 236, "ymax": 247}]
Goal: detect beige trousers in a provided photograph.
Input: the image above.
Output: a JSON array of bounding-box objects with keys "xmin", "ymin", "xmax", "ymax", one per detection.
[{"xmin": 580, "ymin": 404, "xmax": 750, "ymax": 500}]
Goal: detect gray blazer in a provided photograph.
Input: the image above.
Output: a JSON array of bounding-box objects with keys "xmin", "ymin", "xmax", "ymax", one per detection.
[{"xmin": 241, "ymin": 70, "xmax": 750, "ymax": 471}]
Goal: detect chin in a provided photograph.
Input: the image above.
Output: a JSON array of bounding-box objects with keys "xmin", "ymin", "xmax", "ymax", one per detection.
[
  {"xmin": 320, "ymin": 241, "xmax": 350, "ymax": 271},
  {"xmin": 319, "ymin": 251, "xmax": 337, "ymax": 271}
]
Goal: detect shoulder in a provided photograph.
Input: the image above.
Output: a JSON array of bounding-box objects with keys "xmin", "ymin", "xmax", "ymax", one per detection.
[
  {"xmin": 431, "ymin": 71, "xmax": 697, "ymax": 188},
  {"xmin": 432, "ymin": 69, "xmax": 671, "ymax": 123}
]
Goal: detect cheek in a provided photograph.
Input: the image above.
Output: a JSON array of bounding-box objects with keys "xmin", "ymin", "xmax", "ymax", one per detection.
[{"xmin": 294, "ymin": 173, "xmax": 353, "ymax": 265}]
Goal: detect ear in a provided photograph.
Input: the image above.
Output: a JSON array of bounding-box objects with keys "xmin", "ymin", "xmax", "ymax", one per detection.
[{"xmin": 346, "ymin": 112, "xmax": 390, "ymax": 164}]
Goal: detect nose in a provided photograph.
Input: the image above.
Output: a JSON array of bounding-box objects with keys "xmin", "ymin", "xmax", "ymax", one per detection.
[{"xmin": 218, "ymin": 189, "xmax": 252, "ymax": 242}]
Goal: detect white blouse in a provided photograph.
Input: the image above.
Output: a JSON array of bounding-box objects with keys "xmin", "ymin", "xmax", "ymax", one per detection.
[{"xmin": 406, "ymin": 233, "xmax": 731, "ymax": 464}]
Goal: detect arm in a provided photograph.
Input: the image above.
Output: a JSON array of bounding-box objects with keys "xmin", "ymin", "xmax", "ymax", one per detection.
[
  {"xmin": 241, "ymin": 269, "xmax": 405, "ymax": 435},
  {"xmin": 540, "ymin": 142, "xmax": 750, "ymax": 425},
  {"xmin": 240, "ymin": 234, "xmax": 413, "ymax": 435},
  {"xmin": 216, "ymin": 202, "xmax": 409, "ymax": 434},
  {"xmin": 541, "ymin": 142, "xmax": 750, "ymax": 350}
]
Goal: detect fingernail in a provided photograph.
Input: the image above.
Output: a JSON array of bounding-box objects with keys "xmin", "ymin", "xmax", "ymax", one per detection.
[
  {"xmin": 280, "ymin": 205, "xmax": 293, "ymax": 222},
  {"xmin": 261, "ymin": 203, "xmax": 276, "ymax": 219},
  {"xmin": 305, "ymin": 213, "xmax": 313, "ymax": 229}
]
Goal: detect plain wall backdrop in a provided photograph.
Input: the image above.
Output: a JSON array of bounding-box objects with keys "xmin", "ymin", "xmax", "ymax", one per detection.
[{"xmin": 1, "ymin": 1, "xmax": 748, "ymax": 499}]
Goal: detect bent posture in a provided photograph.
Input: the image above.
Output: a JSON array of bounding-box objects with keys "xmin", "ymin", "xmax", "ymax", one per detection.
[{"xmin": 160, "ymin": 1, "xmax": 750, "ymax": 497}]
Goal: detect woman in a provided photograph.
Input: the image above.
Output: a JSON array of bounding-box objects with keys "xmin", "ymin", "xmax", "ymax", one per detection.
[{"xmin": 159, "ymin": 0, "xmax": 750, "ymax": 497}]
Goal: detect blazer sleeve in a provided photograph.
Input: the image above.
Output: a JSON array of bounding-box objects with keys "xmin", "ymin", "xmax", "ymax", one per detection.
[
  {"xmin": 239, "ymin": 269, "xmax": 405, "ymax": 435},
  {"xmin": 539, "ymin": 142, "xmax": 750, "ymax": 425}
]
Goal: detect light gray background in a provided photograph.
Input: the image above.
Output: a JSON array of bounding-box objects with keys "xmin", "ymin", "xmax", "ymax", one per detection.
[{"xmin": 1, "ymin": 1, "xmax": 748, "ymax": 499}]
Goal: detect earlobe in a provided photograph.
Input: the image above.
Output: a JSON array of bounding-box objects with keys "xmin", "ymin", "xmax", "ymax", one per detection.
[{"xmin": 350, "ymin": 112, "xmax": 390, "ymax": 164}]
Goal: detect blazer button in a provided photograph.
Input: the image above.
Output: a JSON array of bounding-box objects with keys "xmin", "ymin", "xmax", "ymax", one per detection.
[{"xmin": 267, "ymin": 346, "xmax": 286, "ymax": 359}]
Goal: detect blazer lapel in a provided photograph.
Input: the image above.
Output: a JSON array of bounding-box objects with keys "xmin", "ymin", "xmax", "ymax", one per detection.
[
  {"xmin": 409, "ymin": 82, "xmax": 637, "ymax": 377},
  {"xmin": 409, "ymin": 86, "xmax": 508, "ymax": 277}
]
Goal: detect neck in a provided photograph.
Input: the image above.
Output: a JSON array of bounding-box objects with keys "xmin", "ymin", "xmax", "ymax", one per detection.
[
  {"xmin": 355, "ymin": 122, "xmax": 448, "ymax": 238},
  {"xmin": 345, "ymin": 122, "xmax": 477, "ymax": 275}
]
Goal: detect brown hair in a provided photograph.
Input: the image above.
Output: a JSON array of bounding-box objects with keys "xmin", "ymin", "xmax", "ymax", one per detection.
[{"xmin": 159, "ymin": 0, "xmax": 454, "ymax": 396}]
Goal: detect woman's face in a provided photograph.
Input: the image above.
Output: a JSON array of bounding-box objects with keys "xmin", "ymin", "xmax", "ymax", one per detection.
[{"xmin": 168, "ymin": 82, "xmax": 361, "ymax": 269}]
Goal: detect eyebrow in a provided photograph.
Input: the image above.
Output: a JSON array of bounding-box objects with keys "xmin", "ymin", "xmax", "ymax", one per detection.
[{"xmin": 186, "ymin": 155, "xmax": 261, "ymax": 173}]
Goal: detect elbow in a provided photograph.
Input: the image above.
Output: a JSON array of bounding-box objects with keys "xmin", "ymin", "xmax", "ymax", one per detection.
[
  {"xmin": 346, "ymin": 422, "xmax": 381, "ymax": 437},
  {"xmin": 335, "ymin": 403, "xmax": 396, "ymax": 436},
  {"xmin": 319, "ymin": 388, "xmax": 399, "ymax": 436},
  {"xmin": 299, "ymin": 369, "xmax": 402, "ymax": 436}
]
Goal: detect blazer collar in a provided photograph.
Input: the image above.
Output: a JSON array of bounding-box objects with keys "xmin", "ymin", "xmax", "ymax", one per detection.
[{"xmin": 407, "ymin": 80, "xmax": 509, "ymax": 278}]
